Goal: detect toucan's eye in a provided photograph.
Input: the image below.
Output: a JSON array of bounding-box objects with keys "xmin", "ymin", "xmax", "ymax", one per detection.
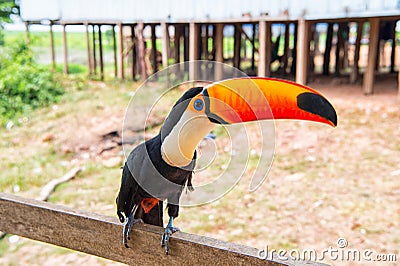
[{"xmin": 194, "ymin": 99, "xmax": 204, "ymax": 111}]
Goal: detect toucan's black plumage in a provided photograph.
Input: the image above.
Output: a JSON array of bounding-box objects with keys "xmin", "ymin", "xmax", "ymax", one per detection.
[
  {"xmin": 116, "ymin": 77, "xmax": 337, "ymax": 255},
  {"xmin": 116, "ymin": 87, "xmax": 201, "ymax": 252}
]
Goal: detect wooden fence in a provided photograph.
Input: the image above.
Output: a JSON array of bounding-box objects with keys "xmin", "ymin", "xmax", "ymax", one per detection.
[{"xmin": 0, "ymin": 193, "xmax": 326, "ymax": 265}]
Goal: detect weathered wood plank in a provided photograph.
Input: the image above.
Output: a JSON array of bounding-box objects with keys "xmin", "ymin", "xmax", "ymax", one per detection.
[{"xmin": 0, "ymin": 193, "xmax": 324, "ymax": 266}]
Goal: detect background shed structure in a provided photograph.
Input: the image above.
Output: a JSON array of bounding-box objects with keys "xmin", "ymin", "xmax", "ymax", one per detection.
[{"xmin": 19, "ymin": 0, "xmax": 400, "ymax": 94}]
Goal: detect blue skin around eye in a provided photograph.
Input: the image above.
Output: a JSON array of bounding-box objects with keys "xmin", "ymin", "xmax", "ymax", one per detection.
[{"xmin": 194, "ymin": 99, "xmax": 204, "ymax": 111}]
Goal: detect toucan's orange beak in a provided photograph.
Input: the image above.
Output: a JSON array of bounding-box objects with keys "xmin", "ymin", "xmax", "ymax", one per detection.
[{"xmin": 203, "ymin": 77, "xmax": 337, "ymax": 127}]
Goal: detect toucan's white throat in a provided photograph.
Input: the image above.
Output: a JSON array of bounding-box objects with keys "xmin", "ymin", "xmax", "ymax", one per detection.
[{"xmin": 161, "ymin": 110, "xmax": 215, "ymax": 167}]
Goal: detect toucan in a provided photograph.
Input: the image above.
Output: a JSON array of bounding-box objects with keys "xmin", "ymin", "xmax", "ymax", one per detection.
[{"xmin": 116, "ymin": 77, "xmax": 337, "ymax": 254}]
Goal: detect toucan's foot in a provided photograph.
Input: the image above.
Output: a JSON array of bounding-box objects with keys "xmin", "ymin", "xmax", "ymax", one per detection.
[
  {"xmin": 123, "ymin": 216, "xmax": 143, "ymax": 248},
  {"xmin": 161, "ymin": 222, "xmax": 179, "ymax": 255}
]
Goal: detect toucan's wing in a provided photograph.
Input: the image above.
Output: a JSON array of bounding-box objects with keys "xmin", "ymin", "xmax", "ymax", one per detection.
[
  {"xmin": 117, "ymin": 141, "xmax": 165, "ymax": 226},
  {"xmin": 116, "ymin": 162, "xmax": 138, "ymax": 222}
]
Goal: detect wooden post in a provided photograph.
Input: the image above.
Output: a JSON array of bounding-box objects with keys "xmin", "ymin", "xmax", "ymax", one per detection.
[
  {"xmin": 258, "ymin": 19, "xmax": 271, "ymax": 77},
  {"xmin": 233, "ymin": 24, "xmax": 241, "ymax": 69},
  {"xmin": 291, "ymin": 22, "xmax": 298, "ymax": 74},
  {"xmin": 214, "ymin": 23, "xmax": 224, "ymax": 80},
  {"xmin": 296, "ymin": 19, "xmax": 310, "ymax": 85},
  {"xmin": 363, "ymin": 18, "xmax": 380, "ymax": 95},
  {"xmin": 323, "ymin": 23, "xmax": 333, "ymax": 75},
  {"xmin": 24, "ymin": 21, "xmax": 30, "ymax": 43},
  {"xmin": 205, "ymin": 25, "xmax": 211, "ymax": 60},
  {"xmin": 335, "ymin": 23, "xmax": 345, "ymax": 76},
  {"xmin": 310, "ymin": 23, "xmax": 316, "ymax": 72},
  {"xmin": 390, "ymin": 21, "xmax": 396, "ymax": 73},
  {"xmin": 200, "ymin": 25, "xmax": 207, "ymax": 60},
  {"xmin": 49, "ymin": 21, "xmax": 56, "ymax": 71},
  {"xmin": 117, "ymin": 23, "xmax": 124, "ymax": 79},
  {"xmin": 137, "ymin": 22, "xmax": 147, "ymax": 81},
  {"xmin": 112, "ymin": 25, "xmax": 118, "ymax": 78},
  {"xmin": 98, "ymin": 25, "xmax": 104, "ymax": 81},
  {"xmin": 92, "ymin": 25, "xmax": 97, "ymax": 75},
  {"xmin": 350, "ymin": 21, "xmax": 363, "ymax": 84},
  {"xmin": 150, "ymin": 24, "xmax": 157, "ymax": 74},
  {"xmin": 131, "ymin": 25, "xmax": 137, "ymax": 81},
  {"xmin": 62, "ymin": 24, "xmax": 69, "ymax": 75},
  {"xmin": 282, "ymin": 22, "xmax": 290, "ymax": 74},
  {"xmin": 251, "ymin": 23, "xmax": 256, "ymax": 72},
  {"xmin": 85, "ymin": 22, "xmax": 92, "ymax": 76},
  {"xmin": 161, "ymin": 22, "xmax": 170, "ymax": 69},
  {"xmin": 211, "ymin": 24, "xmax": 217, "ymax": 61},
  {"xmin": 0, "ymin": 193, "xmax": 324, "ymax": 266},
  {"xmin": 174, "ymin": 25, "xmax": 181, "ymax": 64},
  {"xmin": 189, "ymin": 22, "xmax": 199, "ymax": 80}
]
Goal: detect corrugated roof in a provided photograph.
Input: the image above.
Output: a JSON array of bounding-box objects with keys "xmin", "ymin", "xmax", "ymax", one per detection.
[{"xmin": 20, "ymin": 0, "xmax": 400, "ymax": 22}]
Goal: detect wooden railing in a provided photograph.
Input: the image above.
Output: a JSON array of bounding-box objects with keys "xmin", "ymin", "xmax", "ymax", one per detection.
[{"xmin": 0, "ymin": 193, "xmax": 325, "ymax": 265}]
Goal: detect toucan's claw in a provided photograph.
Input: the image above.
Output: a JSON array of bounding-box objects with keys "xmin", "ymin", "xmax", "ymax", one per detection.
[
  {"xmin": 123, "ymin": 216, "xmax": 143, "ymax": 248},
  {"xmin": 161, "ymin": 224, "xmax": 180, "ymax": 255}
]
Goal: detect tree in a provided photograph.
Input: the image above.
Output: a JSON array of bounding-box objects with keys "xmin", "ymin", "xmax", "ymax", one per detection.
[{"xmin": 0, "ymin": 0, "xmax": 20, "ymax": 45}]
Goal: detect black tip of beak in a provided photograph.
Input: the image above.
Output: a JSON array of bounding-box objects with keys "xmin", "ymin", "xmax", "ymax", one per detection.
[{"xmin": 297, "ymin": 92, "xmax": 338, "ymax": 127}]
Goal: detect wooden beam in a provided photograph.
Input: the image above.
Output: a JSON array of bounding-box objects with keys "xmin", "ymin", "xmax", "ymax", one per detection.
[
  {"xmin": 323, "ymin": 23, "xmax": 333, "ymax": 75},
  {"xmin": 233, "ymin": 24, "xmax": 241, "ymax": 69},
  {"xmin": 98, "ymin": 25, "xmax": 104, "ymax": 80},
  {"xmin": 24, "ymin": 21, "xmax": 30, "ymax": 43},
  {"xmin": 49, "ymin": 21, "xmax": 56, "ymax": 71},
  {"xmin": 131, "ymin": 25, "xmax": 137, "ymax": 81},
  {"xmin": 150, "ymin": 24, "xmax": 158, "ymax": 74},
  {"xmin": 174, "ymin": 25, "xmax": 181, "ymax": 63},
  {"xmin": 161, "ymin": 22, "xmax": 170, "ymax": 69},
  {"xmin": 85, "ymin": 22, "xmax": 92, "ymax": 76},
  {"xmin": 137, "ymin": 22, "xmax": 147, "ymax": 81},
  {"xmin": 189, "ymin": 22, "xmax": 199, "ymax": 80},
  {"xmin": 62, "ymin": 24, "xmax": 69, "ymax": 74},
  {"xmin": 183, "ymin": 25, "xmax": 189, "ymax": 62},
  {"xmin": 282, "ymin": 22, "xmax": 290, "ymax": 74},
  {"xmin": 296, "ymin": 19, "xmax": 310, "ymax": 85},
  {"xmin": 117, "ymin": 23, "xmax": 124, "ymax": 79},
  {"xmin": 92, "ymin": 25, "xmax": 97, "ymax": 75},
  {"xmin": 251, "ymin": 23, "xmax": 256, "ymax": 71},
  {"xmin": 258, "ymin": 19, "xmax": 271, "ymax": 77},
  {"xmin": 350, "ymin": 21, "xmax": 363, "ymax": 84},
  {"xmin": 335, "ymin": 23, "xmax": 346, "ymax": 76},
  {"xmin": 214, "ymin": 23, "xmax": 224, "ymax": 80},
  {"xmin": 390, "ymin": 21, "xmax": 396, "ymax": 73},
  {"xmin": 112, "ymin": 25, "xmax": 118, "ymax": 78},
  {"xmin": 0, "ymin": 193, "xmax": 324, "ymax": 266},
  {"xmin": 363, "ymin": 18, "xmax": 380, "ymax": 95},
  {"xmin": 291, "ymin": 22, "xmax": 298, "ymax": 74}
]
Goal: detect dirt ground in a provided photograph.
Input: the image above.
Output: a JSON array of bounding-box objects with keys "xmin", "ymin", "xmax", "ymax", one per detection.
[{"xmin": 1, "ymin": 74, "xmax": 399, "ymax": 265}]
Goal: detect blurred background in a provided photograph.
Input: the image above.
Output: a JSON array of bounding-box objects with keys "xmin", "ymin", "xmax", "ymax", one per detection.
[{"xmin": 0, "ymin": 0, "xmax": 399, "ymax": 265}]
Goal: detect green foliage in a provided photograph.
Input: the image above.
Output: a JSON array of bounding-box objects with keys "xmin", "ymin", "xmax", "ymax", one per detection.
[
  {"xmin": 0, "ymin": 40, "xmax": 64, "ymax": 125},
  {"xmin": 0, "ymin": 0, "xmax": 19, "ymax": 45},
  {"xmin": 0, "ymin": 0, "xmax": 19, "ymax": 24}
]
